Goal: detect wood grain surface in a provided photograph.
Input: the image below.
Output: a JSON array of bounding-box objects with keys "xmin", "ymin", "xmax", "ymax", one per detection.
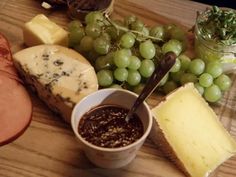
[{"xmin": 0, "ymin": 0, "xmax": 236, "ymax": 177}]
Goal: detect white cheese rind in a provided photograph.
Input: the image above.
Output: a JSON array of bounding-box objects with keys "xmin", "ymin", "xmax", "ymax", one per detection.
[
  {"xmin": 150, "ymin": 83, "xmax": 236, "ymax": 177},
  {"xmin": 13, "ymin": 45, "xmax": 98, "ymax": 122}
]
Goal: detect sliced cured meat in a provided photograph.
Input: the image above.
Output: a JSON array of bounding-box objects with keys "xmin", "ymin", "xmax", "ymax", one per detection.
[
  {"xmin": 0, "ymin": 34, "xmax": 11, "ymax": 60},
  {"xmin": 0, "ymin": 33, "xmax": 32, "ymax": 146},
  {"xmin": 0, "ymin": 34, "xmax": 19, "ymax": 80},
  {"xmin": 0, "ymin": 76, "xmax": 32, "ymax": 145},
  {"xmin": 0, "ymin": 70, "xmax": 22, "ymax": 83}
]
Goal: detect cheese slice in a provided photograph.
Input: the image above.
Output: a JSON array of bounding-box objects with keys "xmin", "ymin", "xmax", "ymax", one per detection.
[
  {"xmin": 13, "ymin": 45, "xmax": 98, "ymax": 123},
  {"xmin": 23, "ymin": 14, "xmax": 68, "ymax": 47},
  {"xmin": 150, "ymin": 83, "xmax": 236, "ymax": 177}
]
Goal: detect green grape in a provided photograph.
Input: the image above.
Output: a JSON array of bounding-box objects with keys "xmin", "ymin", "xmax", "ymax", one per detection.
[
  {"xmin": 85, "ymin": 23, "xmax": 101, "ymax": 38},
  {"xmin": 85, "ymin": 11, "xmax": 104, "ymax": 25},
  {"xmin": 137, "ymin": 26, "xmax": 149, "ymax": 41},
  {"xmin": 164, "ymin": 24, "xmax": 175, "ymax": 39},
  {"xmin": 128, "ymin": 55, "xmax": 141, "ymax": 70},
  {"xmin": 214, "ymin": 74, "xmax": 232, "ymax": 91},
  {"xmin": 124, "ymin": 15, "xmax": 137, "ymax": 27},
  {"xmin": 68, "ymin": 28, "xmax": 85, "ymax": 47},
  {"xmin": 162, "ymin": 39, "xmax": 182, "ymax": 56},
  {"xmin": 204, "ymin": 84, "xmax": 222, "ymax": 102},
  {"xmin": 120, "ymin": 32, "xmax": 135, "ymax": 48},
  {"xmin": 101, "ymin": 32, "xmax": 111, "ymax": 42},
  {"xmin": 78, "ymin": 36, "xmax": 93, "ymax": 52},
  {"xmin": 114, "ymin": 49, "xmax": 130, "ymax": 68},
  {"xmin": 93, "ymin": 37, "xmax": 110, "ymax": 55},
  {"xmin": 150, "ymin": 26, "xmax": 166, "ymax": 41},
  {"xmin": 106, "ymin": 26, "xmax": 119, "ymax": 40},
  {"xmin": 110, "ymin": 84, "xmax": 122, "ymax": 89},
  {"xmin": 206, "ymin": 61, "xmax": 223, "ymax": 78},
  {"xmin": 199, "ymin": 73, "xmax": 213, "ymax": 87},
  {"xmin": 169, "ymin": 25, "xmax": 185, "ymax": 39},
  {"xmin": 194, "ymin": 83, "xmax": 204, "ymax": 95},
  {"xmin": 179, "ymin": 54, "xmax": 191, "ymax": 71},
  {"xmin": 131, "ymin": 19, "xmax": 144, "ymax": 31},
  {"xmin": 95, "ymin": 56, "xmax": 113, "ymax": 71},
  {"xmin": 142, "ymin": 26, "xmax": 150, "ymax": 36},
  {"xmin": 170, "ymin": 58, "xmax": 181, "ymax": 72},
  {"xmin": 139, "ymin": 40, "xmax": 156, "ymax": 59},
  {"xmin": 170, "ymin": 70, "xmax": 183, "ymax": 83},
  {"xmin": 97, "ymin": 70, "xmax": 113, "ymax": 87},
  {"xmin": 105, "ymin": 51, "xmax": 115, "ymax": 63},
  {"xmin": 133, "ymin": 83, "xmax": 145, "ymax": 94},
  {"xmin": 95, "ymin": 56, "xmax": 106, "ymax": 71},
  {"xmin": 127, "ymin": 70, "xmax": 141, "ymax": 86},
  {"xmin": 180, "ymin": 73, "xmax": 197, "ymax": 85},
  {"xmin": 159, "ymin": 73, "xmax": 169, "ymax": 86},
  {"xmin": 168, "ymin": 25, "xmax": 187, "ymax": 50},
  {"xmin": 189, "ymin": 58, "xmax": 205, "ymax": 75},
  {"xmin": 163, "ymin": 81, "xmax": 178, "ymax": 94},
  {"xmin": 68, "ymin": 20, "xmax": 83, "ymax": 31},
  {"xmin": 139, "ymin": 59, "xmax": 155, "ymax": 78},
  {"xmin": 124, "ymin": 48, "xmax": 132, "ymax": 56},
  {"xmin": 114, "ymin": 68, "xmax": 128, "ymax": 82}
]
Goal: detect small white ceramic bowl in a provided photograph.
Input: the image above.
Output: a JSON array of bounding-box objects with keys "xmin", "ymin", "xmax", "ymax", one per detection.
[{"xmin": 71, "ymin": 88, "xmax": 152, "ymax": 169}]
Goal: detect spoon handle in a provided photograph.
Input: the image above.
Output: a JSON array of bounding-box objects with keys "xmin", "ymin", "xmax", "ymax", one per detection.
[{"xmin": 126, "ymin": 52, "xmax": 177, "ymax": 122}]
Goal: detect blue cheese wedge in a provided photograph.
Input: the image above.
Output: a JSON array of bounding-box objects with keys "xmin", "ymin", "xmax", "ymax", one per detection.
[
  {"xmin": 13, "ymin": 45, "xmax": 98, "ymax": 123},
  {"xmin": 150, "ymin": 83, "xmax": 236, "ymax": 177}
]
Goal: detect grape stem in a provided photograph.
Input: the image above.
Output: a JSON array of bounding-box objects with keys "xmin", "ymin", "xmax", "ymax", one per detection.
[{"xmin": 104, "ymin": 13, "xmax": 163, "ymax": 42}]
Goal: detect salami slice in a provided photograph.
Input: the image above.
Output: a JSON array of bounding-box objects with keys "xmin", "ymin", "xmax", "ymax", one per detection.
[
  {"xmin": 0, "ymin": 33, "xmax": 32, "ymax": 146},
  {"xmin": 0, "ymin": 35, "xmax": 12, "ymax": 60}
]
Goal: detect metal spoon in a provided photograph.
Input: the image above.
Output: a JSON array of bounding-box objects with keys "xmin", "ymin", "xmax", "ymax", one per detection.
[{"xmin": 125, "ymin": 52, "xmax": 177, "ymax": 122}]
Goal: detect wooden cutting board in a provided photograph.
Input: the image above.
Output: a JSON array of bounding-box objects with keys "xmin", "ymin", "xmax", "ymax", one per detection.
[{"xmin": 0, "ymin": 0, "xmax": 236, "ymax": 177}]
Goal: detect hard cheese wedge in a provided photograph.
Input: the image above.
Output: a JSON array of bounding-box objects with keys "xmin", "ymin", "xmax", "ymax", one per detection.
[
  {"xmin": 150, "ymin": 83, "xmax": 236, "ymax": 177},
  {"xmin": 13, "ymin": 45, "xmax": 98, "ymax": 123},
  {"xmin": 23, "ymin": 14, "xmax": 68, "ymax": 47}
]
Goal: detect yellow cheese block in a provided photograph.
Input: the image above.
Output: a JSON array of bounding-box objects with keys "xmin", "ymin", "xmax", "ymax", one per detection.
[
  {"xmin": 150, "ymin": 83, "xmax": 236, "ymax": 177},
  {"xmin": 23, "ymin": 14, "xmax": 68, "ymax": 47}
]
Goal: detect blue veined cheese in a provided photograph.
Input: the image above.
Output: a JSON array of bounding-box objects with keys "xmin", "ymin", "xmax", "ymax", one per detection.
[
  {"xmin": 150, "ymin": 83, "xmax": 236, "ymax": 177},
  {"xmin": 13, "ymin": 45, "xmax": 98, "ymax": 123}
]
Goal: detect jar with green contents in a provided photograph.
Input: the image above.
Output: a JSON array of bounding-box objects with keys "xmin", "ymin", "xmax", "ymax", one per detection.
[{"xmin": 194, "ymin": 6, "xmax": 236, "ymax": 72}]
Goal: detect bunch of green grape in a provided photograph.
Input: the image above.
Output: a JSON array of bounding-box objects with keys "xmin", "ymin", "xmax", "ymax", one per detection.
[
  {"xmin": 67, "ymin": 11, "xmax": 232, "ymax": 103},
  {"xmin": 160, "ymin": 55, "xmax": 232, "ymax": 103}
]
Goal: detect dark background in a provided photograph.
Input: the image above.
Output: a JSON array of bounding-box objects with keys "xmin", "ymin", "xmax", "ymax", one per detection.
[{"xmin": 194, "ymin": 0, "xmax": 236, "ymax": 9}]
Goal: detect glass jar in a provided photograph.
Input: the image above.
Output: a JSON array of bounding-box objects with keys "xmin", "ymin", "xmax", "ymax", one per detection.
[{"xmin": 194, "ymin": 8, "xmax": 236, "ymax": 72}]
